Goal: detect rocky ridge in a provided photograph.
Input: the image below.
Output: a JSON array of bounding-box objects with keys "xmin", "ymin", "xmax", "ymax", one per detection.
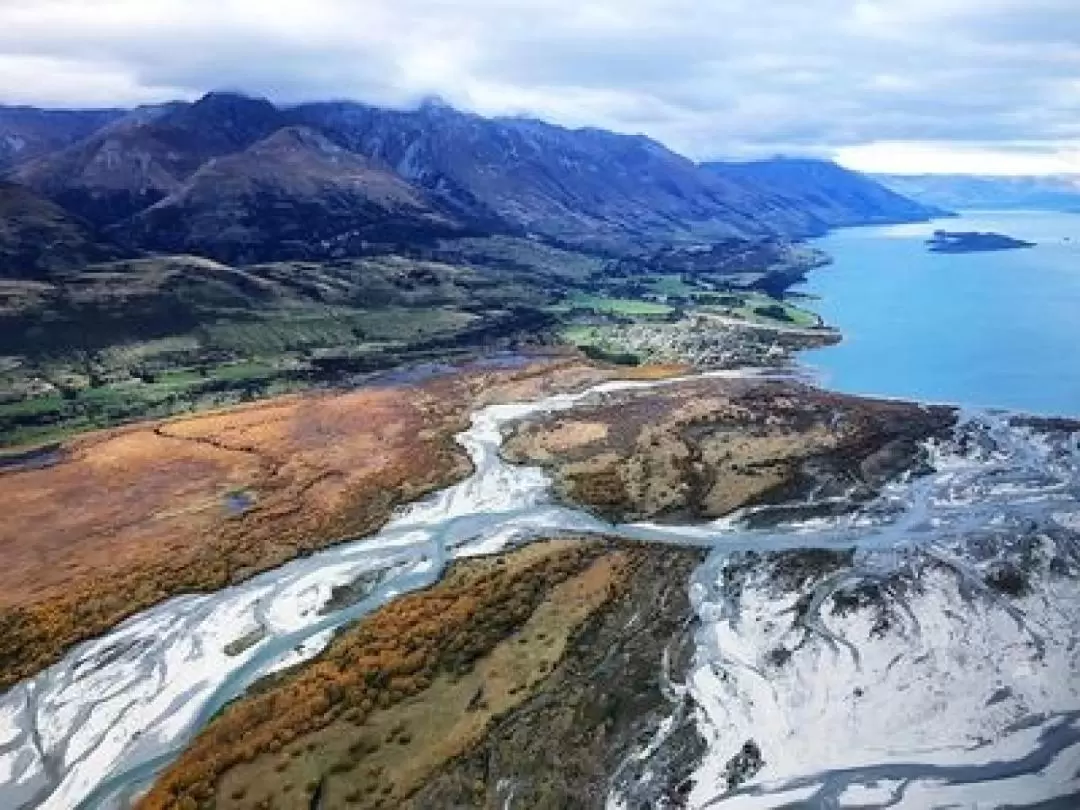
[{"xmin": 3, "ymin": 92, "xmax": 941, "ymax": 264}]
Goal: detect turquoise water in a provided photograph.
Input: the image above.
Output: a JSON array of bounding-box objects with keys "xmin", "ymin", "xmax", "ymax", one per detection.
[{"xmin": 800, "ymin": 211, "xmax": 1080, "ymax": 417}]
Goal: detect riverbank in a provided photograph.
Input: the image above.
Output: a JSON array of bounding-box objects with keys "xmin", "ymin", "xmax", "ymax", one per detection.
[
  {"xmin": 141, "ymin": 537, "xmax": 706, "ymax": 810},
  {"xmin": 133, "ymin": 373, "xmax": 1080, "ymax": 809},
  {"xmin": 0, "ymin": 357, "xmax": 628, "ymax": 692},
  {"xmin": 685, "ymin": 414, "xmax": 1080, "ymax": 808},
  {"xmin": 124, "ymin": 375, "xmax": 956, "ymax": 810},
  {"xmin": 5, "ymin": 360, "xmax": 721, "ymax": 810},
  {"xmin": 0, "ymin": 311, "xmax": 832, "ymax": 696}
]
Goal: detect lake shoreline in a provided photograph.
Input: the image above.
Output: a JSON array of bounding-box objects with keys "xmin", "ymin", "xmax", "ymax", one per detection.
[{"xmin": 802, "ymin": 210, "xmax": 1080, "ymax": 417}]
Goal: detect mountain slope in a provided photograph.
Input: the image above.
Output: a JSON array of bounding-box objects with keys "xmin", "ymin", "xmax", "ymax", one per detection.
[
  {"xmin": 150, "ymin": 91, "xmax": 283, "ymax": 155},
  {"xmin": 10, "ymin": 93, "xmax": 284, "ymax": 227},
  {"xmin": 5, "ymin": 93, "xmax": 941, "ymax": 260},
  {"xmin": 0, "ymin": 182, "xmax": 123, "ymax": 279},
  {"xmin": 703, "ymin": 158, "xmax": 946, "ymax": 228},
  {"xmin": 0, "ymin": 106, "xmax": 125, "ymax": 170},
  {"xmin": 874, "ymin": 173, "xmax": 1080, "ymax": 212},
  {"xmin": 116, "ymin": 126, "xmax": 464, "ymax": 263},
  {"xmin": 288, "ymin": 100, "xmax": 833, "ymax": 248}
]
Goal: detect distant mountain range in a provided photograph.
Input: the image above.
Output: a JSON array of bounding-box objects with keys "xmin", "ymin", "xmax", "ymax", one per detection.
[
  {"xmin": 0, "ymin": 106, "xmax": 126, "ymax": 169},
  {"xmin": 0, "ymin": 91, "xmax": 942, "ymax": 269},
  {"xmin": 707, "ymin": 158, "xmax": 949, "ymax": 227},
  {"xmin": 874, "ymin": 173, "xmax": 1080, "ymax": 212}
]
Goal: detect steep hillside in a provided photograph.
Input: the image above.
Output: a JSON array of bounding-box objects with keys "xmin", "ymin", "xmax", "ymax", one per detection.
[
  {"xmin": 0, "ymin": 93, "xmax": 948, "ymax": 266},
  {"xmin": 10, "ymin": 93, "xmax": 284, "ymax": 227},
  {"xmin": 703, "ymin": 158, "xmax": 945, "ymax": 228},
  {"xmin": 0, "ymin": 182, "xmax": 124, "ymax": 278},
  {"xmin": 151, "ymin": 91, "xmax": 282, "ymax": 153},
  {"xmin": 287, "ymin": 100, "xmax": 814, "ymax": 248},
  {"xmin": 6, "ymin": 93, "xmax": 940, "ymax": 257},
  {"xmin": 874, "ymin": 173, "xmax": 1080, "ymax": 212},
  {"xmin": 117, "ymin": 126, "xmax": 464, "ymax": 263}
]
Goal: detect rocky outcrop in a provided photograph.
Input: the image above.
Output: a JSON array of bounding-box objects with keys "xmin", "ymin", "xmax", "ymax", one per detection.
[
  {"xmin": 926, "ymin": 229, "xmax": 1035, "ymax": 253},
  {"xmin": 0, "ymin": 105, "xmax": 124, "ymax": 169}
]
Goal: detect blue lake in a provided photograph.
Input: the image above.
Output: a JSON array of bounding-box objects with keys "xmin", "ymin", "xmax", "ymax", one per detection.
[{"xmin": 799, "ymin": 211, "xmax": 1080, "ymax": 417}]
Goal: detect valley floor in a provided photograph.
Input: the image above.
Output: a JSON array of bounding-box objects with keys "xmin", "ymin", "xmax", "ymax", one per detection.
[
  {"xmin": 1, "ymin": 264, "xmax": 1078, "ymax": 810},
  {"xmin": 106, "ymin": 373, "xmax": 1080, "ymax": 810},
  {"xmin": 0, "ymin": 358, "xmax": 618, "ymax": 692}
]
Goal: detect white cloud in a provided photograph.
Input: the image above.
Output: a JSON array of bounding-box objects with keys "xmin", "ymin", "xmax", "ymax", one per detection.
[
  {"xmin": 0, "ymin": 54, "xmax": 189, "ymax": 107},
  {"xmin": 0, "ymin": 0, "xmax": 1077, "ymax": 173},
  {"xmin": 836, "ymin": 141, "xmax": 1080, "ymax": 175}
]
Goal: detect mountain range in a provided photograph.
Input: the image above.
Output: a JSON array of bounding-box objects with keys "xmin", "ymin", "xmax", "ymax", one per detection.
[
  {"xmin": 875, "ymin": 173, "xmax": 1080, "ymax": 212},
  {"xmin": 712, "ymin": 158, "xmax": 946, "ymax": 227},
  {"xmin": 0, "ymin": 91, "xmax": 941, "ymax": 270}
]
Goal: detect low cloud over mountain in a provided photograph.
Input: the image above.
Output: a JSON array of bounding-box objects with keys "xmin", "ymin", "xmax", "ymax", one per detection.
[{"xmin": 0, "ymin": 1, "xmax": 1076, "ymax": 171}]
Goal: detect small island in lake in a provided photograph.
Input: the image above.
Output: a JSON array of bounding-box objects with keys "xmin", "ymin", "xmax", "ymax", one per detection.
[{"xmin": 927, "ymin": 230, "xmax": 1036, "ymax": 253}]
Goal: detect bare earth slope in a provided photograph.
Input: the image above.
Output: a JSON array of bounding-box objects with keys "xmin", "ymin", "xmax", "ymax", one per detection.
[
  {"xmin": 702, "ymin": 158, "xmax": 945, "ymax": 230},
  {"xmin": 0, "ymin": 105, "xmax": 125, "ymax": 170},
  {"xmin": 10, "ymin": 92, "xmax": 284, "ymax": 227},
  {"xmin": 6, "ymin": 92, "xmax": 937, "ymax": 260}
]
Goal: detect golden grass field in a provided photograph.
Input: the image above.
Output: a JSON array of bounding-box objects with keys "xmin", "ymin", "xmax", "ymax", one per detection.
[{"xmin": 0, "ymin": 358, "xmax": 624, "ymax": 691}]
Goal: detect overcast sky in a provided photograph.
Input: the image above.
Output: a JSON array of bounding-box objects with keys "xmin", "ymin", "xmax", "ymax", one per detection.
[{"xmin": 0, "ymin": 0, "xmax": 1077, "ymax": 174}]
